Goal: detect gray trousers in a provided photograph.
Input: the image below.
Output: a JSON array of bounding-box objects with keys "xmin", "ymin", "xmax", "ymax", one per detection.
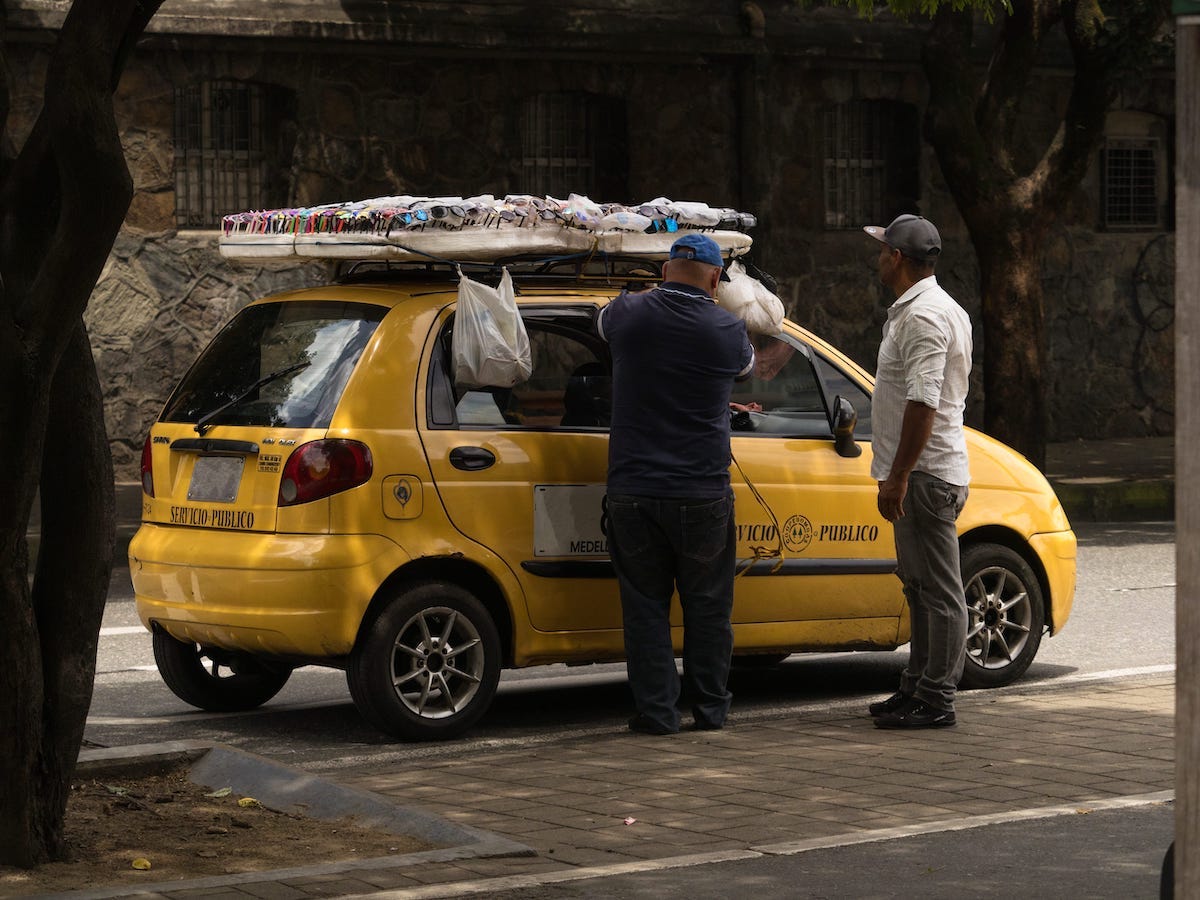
[{"xmin": 893, "ymin": 471, "xmax": 969, "ymax": 711}]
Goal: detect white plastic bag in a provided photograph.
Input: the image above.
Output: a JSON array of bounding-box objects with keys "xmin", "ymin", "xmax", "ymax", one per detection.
[
  {"xmin": 452, "ymin": 267, "xmax": 532, "ymax": 388},
  {"xmin": 717, "ymin": 260, "xmax": 785, "ymax": 335},
  {"xmin": 597, "ymin": 210, "xmax": 653, "ymax": 232}
]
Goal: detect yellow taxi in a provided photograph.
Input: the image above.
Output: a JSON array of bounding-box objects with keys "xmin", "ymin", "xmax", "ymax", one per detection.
[{"xmin": 130, "ymin": 254, "xmax": 1076, "ymax": 741}]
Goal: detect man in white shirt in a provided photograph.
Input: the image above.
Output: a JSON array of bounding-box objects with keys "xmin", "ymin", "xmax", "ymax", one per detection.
[{"xmin": 863, "ymin": 214, "xmax": 972, "ymax": 729}]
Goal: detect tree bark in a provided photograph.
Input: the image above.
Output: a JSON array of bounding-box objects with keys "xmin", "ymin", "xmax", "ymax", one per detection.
[
  {"xmin": 975, "ymin": 224, "xmax": 1049, "ymax": 470},
  {"xmin": 0, "ymin": 0, "xmax": 162, "ymax": 868}
]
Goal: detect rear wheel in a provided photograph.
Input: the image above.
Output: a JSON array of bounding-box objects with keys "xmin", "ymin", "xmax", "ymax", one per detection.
[
  {"xmin": 958, "ymin": 543, "xmax": 1045, "ymax": 689},
  {"xmin": 347, "ymin": 582, "xmax": 501, "ymax": 741},
  {"xmin": 152, "ymin": 631, "xmax": 292, "ymax": 711}
]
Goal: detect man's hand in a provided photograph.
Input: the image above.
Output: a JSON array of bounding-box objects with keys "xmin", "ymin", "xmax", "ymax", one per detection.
[
  {"xmin": 877, "ymin": 475, "xmax": 907, "ymax": 522},
  {"xmin": 730, "ymin": 401, "xmax": 762, "ymax": 412}
]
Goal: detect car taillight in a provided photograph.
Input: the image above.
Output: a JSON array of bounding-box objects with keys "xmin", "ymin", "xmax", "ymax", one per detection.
[
  {"xmin": 278, "ymin": 440, "xmax": 373, "ymax": 507},
  {"xmin": 140, "ymin": 434, "xmax": 155, "ymax": 497}
]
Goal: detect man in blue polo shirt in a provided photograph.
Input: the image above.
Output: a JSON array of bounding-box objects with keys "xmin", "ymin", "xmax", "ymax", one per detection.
[{"xmin": 597, "ymin": 233, "xmax": 755, "ymax": 735}]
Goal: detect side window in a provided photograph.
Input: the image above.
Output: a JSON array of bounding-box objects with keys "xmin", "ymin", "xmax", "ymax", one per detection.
[
  {"xmin": 440, "ymin": 313, "xmax": 611, "ymax": 430},
  {"xmin": 729, "ymin": 334, "xmax": 830, "ymax": 437},
  {"xmin": 728, "ymin": 334, "xmax": 874, "ymax": 439},
  {"xmin": 507, "ymin": 326, "xmax": 610, "ymax": 428},
  {"xmin": 813, "ymin": 353, "xmax": 873, "ymax": 438}
]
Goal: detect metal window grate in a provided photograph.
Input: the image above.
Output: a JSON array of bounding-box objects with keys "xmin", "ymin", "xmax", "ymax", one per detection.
[
  {"xmin": 174, "ymin": 81, "xmax": 267, "ymax": 228},
  {"xmin": 823, "ymin": 102, "xmax": 889, "ymax": 230},
  {"xmin": 521, "ymin": 93, "xmax": 626, "ymax": 200},
  {"xmin": 1103, "ymin": 137, "xmax": 1160, "ymax": 229}
]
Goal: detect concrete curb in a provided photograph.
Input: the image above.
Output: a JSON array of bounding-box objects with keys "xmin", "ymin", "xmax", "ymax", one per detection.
[{"xmin": 57, "ymin": 742, "xmax": 534, "ymax": 900}]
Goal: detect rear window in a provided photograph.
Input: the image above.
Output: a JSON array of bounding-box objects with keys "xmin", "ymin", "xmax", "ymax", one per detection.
[{"xmin": 162, "ymin": 300, "xmax": 387, "ymax": 429}]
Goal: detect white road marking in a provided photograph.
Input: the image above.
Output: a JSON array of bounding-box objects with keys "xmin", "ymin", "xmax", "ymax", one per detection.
[
  {"xmin": 1043, "ymin": 664, "xmax": 1175, "ymax": 682},
  {"xmin": 100, "ymin": 625, "xmax": 147, "ymax": 636},
  {"xmin": 329, "ymin": 792, "xmax": 1174, "ymax": 899}
]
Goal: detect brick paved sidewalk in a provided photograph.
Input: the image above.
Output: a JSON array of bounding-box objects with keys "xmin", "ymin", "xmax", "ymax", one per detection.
[
  {"xmin": 321, "ymin": 673, "xmax": 1173, "ymax": 897},
  {"xmin": 64, "ymin": 674, "xmax": 1171, "ymax": 899}
]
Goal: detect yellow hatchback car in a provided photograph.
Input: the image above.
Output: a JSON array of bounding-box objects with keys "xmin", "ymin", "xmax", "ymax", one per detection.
[{"xmin": 130, "ymin": 257, "xmax": 1077, "ymax": 741}]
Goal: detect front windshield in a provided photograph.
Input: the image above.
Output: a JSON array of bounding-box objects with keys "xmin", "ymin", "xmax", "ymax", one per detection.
[{"xmin": 161, "ymin": 300, "xmax": 386, "ymax": 429}]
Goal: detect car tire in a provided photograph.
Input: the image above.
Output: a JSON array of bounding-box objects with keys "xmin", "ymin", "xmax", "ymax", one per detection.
[
  {"xmin": 958, "ymin": 542, "xmax": 1046, "ymax": 689},
  {"xmin": 152, "ymin": 631, "xmax": 293, "ymax": 711},
  {"xmin": 347, "ymin": 582, "xmax": 501, "ymax": 741}
]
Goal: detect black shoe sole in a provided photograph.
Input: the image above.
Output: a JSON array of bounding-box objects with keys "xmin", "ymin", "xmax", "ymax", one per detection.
[{"xmin": 868, "ymin": 695, "xmax": 911, "ymax": 718}]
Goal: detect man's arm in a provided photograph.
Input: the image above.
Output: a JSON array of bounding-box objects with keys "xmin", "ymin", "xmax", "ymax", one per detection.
[{"xmin": 876, "ymin": 400, "xmax": 935, "ymax": 522}]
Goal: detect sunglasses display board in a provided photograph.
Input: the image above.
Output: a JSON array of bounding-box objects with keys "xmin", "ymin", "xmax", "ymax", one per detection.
[{"xmin": 219, "ymin": 193, "xmax": 755, "ymax": 263}]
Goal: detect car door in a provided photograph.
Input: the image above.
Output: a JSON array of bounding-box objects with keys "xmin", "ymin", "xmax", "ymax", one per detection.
[
  {"xmin": 420, "ymin": 303, "xmax": 622, "ymax": 633},
  {"xmin": 727, "ymin": 329, "xmax": 904, "ymax": 630}
]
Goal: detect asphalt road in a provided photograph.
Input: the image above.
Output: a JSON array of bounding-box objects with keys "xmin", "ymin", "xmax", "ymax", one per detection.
[
  {"xmin": 87, "ymin": 521, "xmax": 1176, "ymax": 771},
  {"xmin": 475, "ymin": 803, "xmax": 1174, "ymax": 900}
]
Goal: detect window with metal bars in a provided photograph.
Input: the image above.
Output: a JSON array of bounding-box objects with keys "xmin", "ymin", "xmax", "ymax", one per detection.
[
  {"xmin": 1102, "ymin": 137, "xmax": 1161, "ymax": 230},
  {"xmin": 822, "ymin": 100, "xmax": 919, "ymax": 230},
  {"xmin": 174, "ymin": 81, "xmax": 290, "ymax": 228},
  {"xmin": 521, "ymin": 93, "xmax": 628, "ymax": 200}
]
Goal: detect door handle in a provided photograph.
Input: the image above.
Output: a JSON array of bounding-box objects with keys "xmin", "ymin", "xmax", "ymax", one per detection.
[{"xmin": 449, "ymin": 446, "xmax": 496, "ymax": 471}]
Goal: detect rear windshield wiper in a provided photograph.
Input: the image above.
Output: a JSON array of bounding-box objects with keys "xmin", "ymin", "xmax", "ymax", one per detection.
[{"xmin": 194, "ymin": 361, "xmax": 312, "ymax": 435}]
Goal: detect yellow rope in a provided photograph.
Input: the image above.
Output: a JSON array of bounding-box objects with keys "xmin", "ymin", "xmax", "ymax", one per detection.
[{"xmin": 732, "ymin": 452, "xmax": 786, "ymax": 578}]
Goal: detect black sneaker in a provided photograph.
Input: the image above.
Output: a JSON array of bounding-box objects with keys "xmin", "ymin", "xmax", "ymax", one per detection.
[
  {"xmin": 868, "ymin": 691, "xmax": 911, "ymax": 718},
  {"xmin": 874, "ymin": 699, "xmax": 956, "ymax": 729},
  {"xmin": 628, "ymin": 714, "xmax": 677, "ymax": 735}
]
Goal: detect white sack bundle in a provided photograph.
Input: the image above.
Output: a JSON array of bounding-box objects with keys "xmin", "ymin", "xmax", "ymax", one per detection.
[{"xmin": 718, "ymin": 261, "xmax": 784, "ymax": 335}]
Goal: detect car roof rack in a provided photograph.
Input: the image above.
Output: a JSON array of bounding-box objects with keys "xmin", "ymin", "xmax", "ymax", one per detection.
[{"xmin": 335, "ymin": 252, "xmax": 665, "ymax": 286}]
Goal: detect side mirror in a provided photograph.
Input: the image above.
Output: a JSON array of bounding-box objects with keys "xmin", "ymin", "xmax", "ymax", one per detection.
[{"xmin": 832, "ymin": 395, "xmax": 862, "ymax": 458}]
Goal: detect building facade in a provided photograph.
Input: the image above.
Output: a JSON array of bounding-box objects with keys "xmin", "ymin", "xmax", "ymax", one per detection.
[{"xmin": 3, "ymin": 1, "xmax": 1176, "ymax": 479}]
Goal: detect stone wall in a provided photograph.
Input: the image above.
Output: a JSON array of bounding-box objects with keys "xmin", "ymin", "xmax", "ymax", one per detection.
[{"xmin": 3, "ymin": 26, "xmax": 1176, "ymax": 481}]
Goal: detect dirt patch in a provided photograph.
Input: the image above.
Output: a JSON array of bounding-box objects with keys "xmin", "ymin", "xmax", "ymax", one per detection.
[{"xmin": 0, "ymin": 766, "xmax": 437, "ymax": 897}]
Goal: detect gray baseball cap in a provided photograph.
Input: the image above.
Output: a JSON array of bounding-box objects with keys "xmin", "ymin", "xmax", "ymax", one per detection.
[{"xmin": 863, "ymin": 214, "xmax": 941, "ymax": 262}]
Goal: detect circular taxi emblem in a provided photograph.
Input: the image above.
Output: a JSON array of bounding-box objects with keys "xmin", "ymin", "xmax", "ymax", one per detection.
[{"xmin": 782, "ymin": 514, "xmax": 814, "ymax": 552}]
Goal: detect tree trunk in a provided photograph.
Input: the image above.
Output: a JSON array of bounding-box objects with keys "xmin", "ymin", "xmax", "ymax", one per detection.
[
  {"xmin": 0, "ymin": 324, "xmax": 114, "ymax": 865},
  {"xmin": 974, "ymin": 223, "xmax": 1049, "ymax": 470},
  {"xmin": 0, "ymin": 0, "xmax": 162, "ymax": 868}
]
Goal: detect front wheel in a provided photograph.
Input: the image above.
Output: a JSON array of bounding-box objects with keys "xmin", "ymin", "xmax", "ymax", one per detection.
[
  {"xmin": 347, "ymin": 582, "xmax": 501, "ymax": 741},
  {"xmin": 958, "ymin": 543, "xmax": 1045, "ymax": 689},
  {"xmin": 152, "ymin": 631, "xmax": 293, "ymax": 711}
]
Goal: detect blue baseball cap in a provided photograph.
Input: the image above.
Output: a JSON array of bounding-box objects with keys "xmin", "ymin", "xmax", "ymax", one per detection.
[{"xmin": 669, "ymin": 233, "xmax": 731, "ymax": 280}]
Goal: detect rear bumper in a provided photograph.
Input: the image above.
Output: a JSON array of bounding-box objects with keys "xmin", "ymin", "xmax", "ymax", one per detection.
[
  {"xmin": 128, "ymin": 524, "xmax": 410, "ymax": 658},
  {"xmin": 1028, "ymin": 529, "xmax": 1077, "ymax": 635}
]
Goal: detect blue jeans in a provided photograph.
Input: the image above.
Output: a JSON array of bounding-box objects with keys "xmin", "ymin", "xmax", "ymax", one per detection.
[
  {"xmin": 893, "ymin": 471, "xmax": 969, "ymax": 712},
  {"xmin": 607, "ymin": 492, "xmax": 737, "ymax": 732}
]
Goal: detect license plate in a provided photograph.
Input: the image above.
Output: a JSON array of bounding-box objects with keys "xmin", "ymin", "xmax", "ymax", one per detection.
[
  {"xmin": 187, "ymin": 455, "xmax": 244, "ymax": 503},
  {"xmin": 533, "ymin": 484, "xmax": 609, "ymax": 557}
]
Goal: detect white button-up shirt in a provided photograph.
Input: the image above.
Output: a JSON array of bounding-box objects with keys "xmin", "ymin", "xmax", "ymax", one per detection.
[{"xmin": 870, "ymin": 275, "xmax": 972, "ymax": 487}]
